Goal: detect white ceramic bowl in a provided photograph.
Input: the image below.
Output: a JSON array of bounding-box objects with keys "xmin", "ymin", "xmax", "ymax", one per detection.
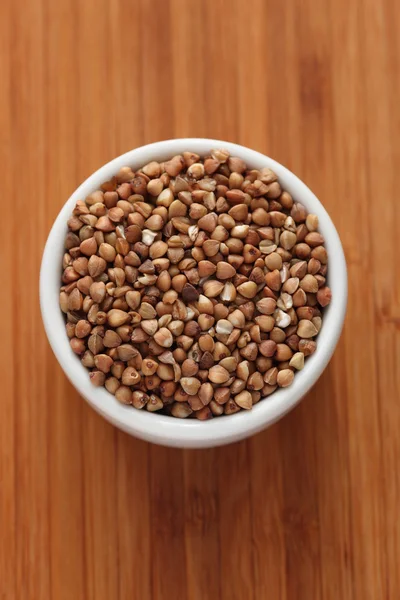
[{"xmin": 40, "ymin": 138, "xmax": 347, "ymax": 448}]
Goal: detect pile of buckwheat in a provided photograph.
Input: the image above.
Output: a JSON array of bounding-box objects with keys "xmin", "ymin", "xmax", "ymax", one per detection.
[{"xmin": 60, "ymin": 149, "xmax": 332, "ymax": 419}]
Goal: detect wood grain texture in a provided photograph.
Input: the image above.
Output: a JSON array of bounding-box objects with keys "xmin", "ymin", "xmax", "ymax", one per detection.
[{"xmin": 1, "ymin": 0, "xmax": 399, "ymax": 598}]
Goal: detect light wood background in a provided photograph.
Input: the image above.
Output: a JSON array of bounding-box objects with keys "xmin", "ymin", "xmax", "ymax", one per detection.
[{"xmin": 1, "ymin": 0, "xmax": 399, "ymax": 598}]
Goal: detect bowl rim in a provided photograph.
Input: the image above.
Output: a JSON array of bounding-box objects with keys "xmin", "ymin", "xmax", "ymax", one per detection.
[{"xmin": 40, "ymin": 138, "xmax": 347, "ymax": 448}]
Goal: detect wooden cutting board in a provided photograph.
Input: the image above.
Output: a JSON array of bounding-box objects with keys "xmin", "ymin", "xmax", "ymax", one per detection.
[{"xmin": 1, "ymin": 0, "xmax": 399, "ymax": 598}]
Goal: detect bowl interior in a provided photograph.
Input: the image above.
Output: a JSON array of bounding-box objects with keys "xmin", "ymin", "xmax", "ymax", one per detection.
[{"xmin": 40, "ymin": 138, "xmax": 347, "ymax": 448}]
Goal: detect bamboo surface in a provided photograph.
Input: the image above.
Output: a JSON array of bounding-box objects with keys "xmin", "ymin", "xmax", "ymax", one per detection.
[{"xmin": 1, "ymin": 0, "xmax": 399, "ymax": 598}]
